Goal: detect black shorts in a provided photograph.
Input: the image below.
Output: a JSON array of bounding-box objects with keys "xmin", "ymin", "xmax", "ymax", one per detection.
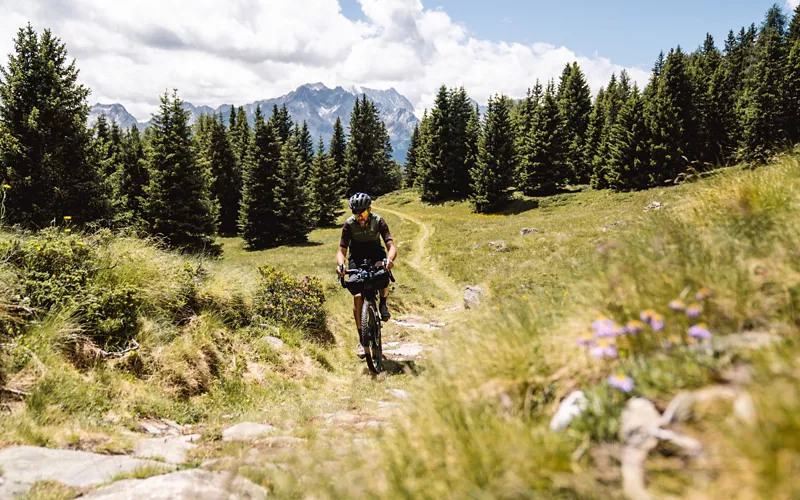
[{"xmin": 348, "ymin": 244, "xmax": 386, "ymax": 269}]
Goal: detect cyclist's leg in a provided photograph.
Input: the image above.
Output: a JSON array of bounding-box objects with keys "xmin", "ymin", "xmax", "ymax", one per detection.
[{"xmin": 353, "ymin": 294, "xmax": 364, "ymax": 331}]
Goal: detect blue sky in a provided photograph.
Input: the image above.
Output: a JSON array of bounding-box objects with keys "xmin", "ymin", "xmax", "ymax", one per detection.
[{"xmin": 341, "ymin": 0, "xmax": 789, "ymax": 70}]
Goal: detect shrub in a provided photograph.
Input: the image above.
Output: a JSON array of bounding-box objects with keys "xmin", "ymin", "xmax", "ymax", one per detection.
[
  {"xmin": 254, "ymin": 265, "xmax": 327, "ymax": 337},
  {"xmin": 81, "ymin": 284, "xmax": 141, "ymax": 348}
]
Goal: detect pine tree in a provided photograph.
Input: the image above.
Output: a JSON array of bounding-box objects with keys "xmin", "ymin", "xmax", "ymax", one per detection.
[
  {"xmin": 329, "ymin": 116, "xmax": 347, "ymax": 195},
  {"xmin": 417, "ymin": 86, "xmax": 450, "ymax": 201},
  {"xmin": 274, "ymin": 138, "xmax": 313, "ymax": 243},
  {"xmin": 296, "ymin": 120, "xmax": 314, "ymax": 182},
  {"xmin": 606, "ymin": 88, "xmax": 651, "ymax": 191},
  {"xmin": 739, "ymin": 14, "xmax": 789, "ymax": 161},
  {"xmin": 310, "ymin": 136, "xmax": 339, "ymax": 226},
  {"xmin": 470, "ymin": 94, "xmax": 515, "ymax": 213},
  {"xmin": 448, "ymin": 87, "xmax": 477, "ymax": 198},
  {"xmin": 584, "ymin": 87, "xmax": 606, "ymax": 185},
  {"xmin": 145, "ymin": 90, "xmax": 217, "ymax": 252},
  {"xmin": 645, "ymin": 47, "xmax": 700, "ymax": 184},
  {"xmin": 240, "ymin": 107, "xmax": 283, "ymax": 249},
  {"xmin": 518, "ymin": 81, "xmax": 567, "ymax": 195},
  {"xmin": 205, "ymin": 113, "xmax": 240, "ymax": 234},
  {"xmin": 116, "ymin": 126, "xmax": 148, "ymax": 227},
  {"xmin": 558, "ymin": 62, "xmax": 593, "ymax": 183},
  {"xmin": 345, "ymin": 95, "xmax": 397, "ymax": 196},
  {"xmin": 591, "ymin": 74, "xmax": 630, "ymax": 189},
  {"xmin": 269, "ymin": 104, "xmax": 293, "ymax": 145},
  {"xmin": 0, "ymin": 25, "xmax": 108, "ymax": 227},
  {"xmin": 404, "ymin": 123, "xmax": 420, "ymax": 187},
  {"xmin": 786, "ymin": 37, "xmax": 800, "ymax": 143},
  {"xmin": 229, "ymin": 106, "xmax": 251, "ymax": 171}
]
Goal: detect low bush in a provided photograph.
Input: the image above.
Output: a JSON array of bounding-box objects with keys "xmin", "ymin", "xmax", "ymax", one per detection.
[{"xmin": 254, "ymin": 265, "xmax": 327, "ymax": 338}]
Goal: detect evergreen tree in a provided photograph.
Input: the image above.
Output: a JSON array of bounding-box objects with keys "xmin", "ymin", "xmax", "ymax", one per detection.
[
  {"xmin": 0, "ymin": 25, "xmax": 108, "ymax": 226},
  {"xmin": 269, "ymin": 104, "xmax": 293, "ymax": 145},
  {"xmin": 204, "ymin": 113, "xmax": 239, "ymax": 234},
  {"xmin": 645, "ymin": 47, "xmax": 700, "ymax": 184},
  {"xmin": 145, "ymin": 90, "xmax": 217, "ymax": 252},
  {"xmin": 417, "ymin": 85, "xmax": 450, "ymax": 201},
  {"xmin": 584, "ymin": 87, "xmax": 607, "ymax": 185},
  {"xmin": 116, "ymin": 126, "xmax": 148, "ymax": 226},
  {"xmin": 229, "ymin": 106, "xmax": 251, "ymax": 171},
  {"xmin": 345, "ymin": 95, "xmax": 397, "ymax": 196},
  {"xmin": 786, "ymin": 36, "xmax": 800, "ymax": 143},
  {"xmin": 518, "ymin": 81, "xmax": 567, "ymax": 195},
  {"xmin": 274, "ymin": 138, "xmax": 313, "ymax": 243},
  {"xmin": 310, "ymin": 136, "xmax": 339, "ymax": 226},
  {"xmin": 448, "ymin": 87, "xmax": 478, "ymax": 198},
  {"xmin": 296, "ymin": 120, "xmax": 314, "ymax": 182},
  {"xmin": 739, "ymin": 14, "xmax": 789, "ymax": 161},
  {"xmin": 239, "ymin": 106, "xmax": 283, "ymax": 249},
  {"xmin": 470, "ymin": 94, "xmax": 515, "ymax": 213},
  {"xmin": 790, "ymin": 4, "xmax": 800, "ymax": 44},
  {"xmin": 591, "ymin": 74, "xmax": 630, "ymax": 188},
  {"xmin": 606, "ymin": 88, "xmax": 651, "ymax": 191},
  {"xmin": 329, "ymin": 116, "xmax": 347, "ymax": 195},
  {"xmin": 558, "ymin": 62, "xmax": 593, "ymax": 183},
  {"xmin": 404, "ymin": 123, "xmax": 420, "ymax": 188}
]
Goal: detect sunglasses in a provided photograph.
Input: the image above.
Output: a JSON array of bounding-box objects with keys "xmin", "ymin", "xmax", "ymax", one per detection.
[{"xmin": 354, "ymin": 210, "xmax": 369, "ymax": 217}]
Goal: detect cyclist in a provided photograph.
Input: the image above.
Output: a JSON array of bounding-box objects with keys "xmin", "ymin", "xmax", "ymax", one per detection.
[{"xmin": 336, "ymin": 192, "xmax": 397, "ymax": 356}]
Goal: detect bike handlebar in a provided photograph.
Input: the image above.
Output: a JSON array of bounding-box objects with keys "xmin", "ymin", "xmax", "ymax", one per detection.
[{"xmin": 338, "ymin": 261, "xmax": 396, "ymax": 288}]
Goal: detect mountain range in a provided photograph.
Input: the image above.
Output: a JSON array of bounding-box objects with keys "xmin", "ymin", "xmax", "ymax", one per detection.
[{"xmin": 88, "ymin": 83, "xmax": 420, "ymax": 163}]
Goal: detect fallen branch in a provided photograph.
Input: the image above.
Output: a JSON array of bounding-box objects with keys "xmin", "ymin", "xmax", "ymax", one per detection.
[
  {"xmin": 98, "ymin": 339, "xmax": 139, "ymax": 358},
  {"xmin": 1, "ymin": 387, "xmax": 30, "ymax": 398}
]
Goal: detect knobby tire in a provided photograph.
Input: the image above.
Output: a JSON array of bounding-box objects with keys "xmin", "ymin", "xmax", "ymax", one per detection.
[{"xmin": 361, "ymin": 299, "xmax": 382, "ymax": 373}]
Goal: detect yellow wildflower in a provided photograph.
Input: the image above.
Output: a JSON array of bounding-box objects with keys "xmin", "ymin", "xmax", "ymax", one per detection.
[
  {"xmin": 2, "ymin": 184, "xmax": 10, "ymax": 189},
  {"xmin": 521, "ymin": 295, "xmax": 528, "ymax": 301},
  {"xmin": 63, "ymin": 215, "xmax": 72, "ymax": 221},
  {"xmin": 36, "ymin": 245, "xmax": 42, "ymax": 252},
  {"xmin": 63, "ymin": 228, "xmax": 71, "ymax": 233}
]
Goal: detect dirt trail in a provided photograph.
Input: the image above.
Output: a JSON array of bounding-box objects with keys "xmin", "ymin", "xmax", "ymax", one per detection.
[{"xmin": 375, "ymin": 205, "xmax": 462, "ymax": 303}]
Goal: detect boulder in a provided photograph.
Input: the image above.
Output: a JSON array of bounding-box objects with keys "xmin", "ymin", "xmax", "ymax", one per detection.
[
  {"xmin": 464, "ymin": 285, "xmax": 484, "ymax": 309},
  {"xmin": 549, "ymin": 390, "xmax": 588, "ymax": 431},
  {"xmin": 134, "ymin": 434, "xmax": 200, "ymax": 464},
  {"xmin": 519, "ymin": 227, "xmax": 538, "ymax": 236},
  {"xmin": 81, "ymin": 469, "xmax": 267, "ymax": 500},
  {"xmin": 221, "ymin": 422, "xmax": 278, "ymax": 442},
  {"xmin": 0, "ymin": 446, "xmax": 173, "ymax": 498}
]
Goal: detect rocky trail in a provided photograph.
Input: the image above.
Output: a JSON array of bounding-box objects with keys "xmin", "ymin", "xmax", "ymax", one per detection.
[{"xmin": 0, "ymin": 207, "xmax": 469, "ymax": 499}]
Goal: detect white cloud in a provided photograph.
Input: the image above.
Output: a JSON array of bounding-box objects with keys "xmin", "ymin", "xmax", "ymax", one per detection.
[
  {"xmin": 788, "ymin": 0, "xmax": 799, "ymax": 10},
  {"xmin": 0, "ymin": 0, "xmax": 650, "ymax": 121}
]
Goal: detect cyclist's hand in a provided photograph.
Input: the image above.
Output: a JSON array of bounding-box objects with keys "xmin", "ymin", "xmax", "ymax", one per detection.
[
  {"xmin": 386, "ymin": 258, "xmax": 394, "ymax": 270},
  {"xmin": 337, "ymin": 263, "xmax": 345, "ymax": 277}
]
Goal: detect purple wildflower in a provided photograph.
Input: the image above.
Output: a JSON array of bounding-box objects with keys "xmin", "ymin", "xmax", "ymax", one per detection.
[
  {"xmin": 607, "ymin": 374, "xmax": 635, "ymax": 393},
  {"xmin": 649, "ymin": 313, "xmax": 665, "ymax": 332},
  {"xmin": 590, "ymin": 339, "xmax": 618, "ymax": 359},
  {"xmin": 686, "ymin": 303, "xmax": 703, "ymax": 319},
  {"xmin": 639, "ymin": 309, "xmax": 656, "ymax": 323},
  {"xmin": 696, "ymin": 288, "xmax": 713, "ymax": 301},
  {"xmin": 576, "ymin": 334, "xmax": 595, "ymax": 347},
  {"xmin": 624, "ymin": 320, "xmax": 645, "ymax": 335},
  {"xmin": 668, "ymin": 300, "xmax": 686, "ymax": 312},
  {"xmin": 688, "ymin": 323, "xmax": 712, "ymax": 339}
]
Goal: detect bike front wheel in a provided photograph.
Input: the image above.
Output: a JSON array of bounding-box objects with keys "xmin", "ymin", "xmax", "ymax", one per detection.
[{"xmin": 361, "ymin": 300, "xmax": 383, "ymax": 374}]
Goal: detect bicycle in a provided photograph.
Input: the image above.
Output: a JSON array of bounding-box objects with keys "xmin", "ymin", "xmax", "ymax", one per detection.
[{"xmin": 339, "ymin": 259, "xmax": 395, "ymax": 374}]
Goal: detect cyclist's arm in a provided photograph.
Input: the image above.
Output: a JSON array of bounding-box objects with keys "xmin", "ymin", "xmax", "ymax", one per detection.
[
  {"xmin": 336, "ymin": 245, "xmax": 347, "ymax": 268},
  {"xmin": 378, "ymin": 217, "xmax": 397, "ymax": 267},
  {"xmin": 336, "ymin": 224, "xmax": 351, "ymax": 274},
  {"xmin": 386, "ymin": 240, "xmax": 397, "ymax": 268}
]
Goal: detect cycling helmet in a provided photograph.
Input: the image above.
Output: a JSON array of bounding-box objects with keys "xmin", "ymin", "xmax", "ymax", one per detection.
[{"xmin": 349, "ymin": 192, "xmax": 372, "ymax": 214}]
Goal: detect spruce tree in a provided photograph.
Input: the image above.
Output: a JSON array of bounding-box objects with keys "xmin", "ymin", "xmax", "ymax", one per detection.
[
  {"xmin": 345, "ymin": 95, "xmax": 397, "ymax": 196},
  {"xmin": 202, "ymin": 113, "xmax": 239, "ymax": 235},
  {"xmin": 269, "ymin": 104, "xmax": 293, "ymax": 145},
  {"xmin": 145, "ymin": 90, "xmax": 217, "ymax": 252},
  {"xmin": 240, "ymin": 107, "xmax": 283, "ymax": 249},
  {"xmin": 448, "ymin": 87, "xmax": 477, "ymax": 198},
  {"xmin": 0, "ymin": 25, "xmax": 108, "ymax": 226},
  {"xmin": 329, "ymin": 116, "xmax": 347, "ymax": 195},
  {"xmin": 739, "ymin": 16, "xmax": 789, "ymax": 161},
  {"xmin": 786, "ymin": 37, "xmax": 800, "ymax": 143},
  {"xmin": 116, "ymin": 126, "xmax": 148, "ymax": 227},
  {"xmin": 558, "ymin": 62, "xmax": 593, "ymax": 183},
  {"xmin": 404, "ymin": 123, "xmax": 420, "ymax": 188},
  {"xmin": 296, "ymin": 120, "xmax": 314, "ymax": 182},
  {"xmin": 470, "ymin": 94, "xmax": 514, "ymax": 213},
  {"xmin": 229, "ymin": 106, "xmax": 251, "ymax": 172},
  {"xmin": 585, "ymin": 87, "xmax": 607, "ymax": 185},
  {"xmin": 274, "ymin": 138, "xmax": 313, "ymax": 243},
  {"xmin": 417, "ymin": 86, "xmax": 450, "ymax": 201},
  {"xmin": 310, "ymin": 136, "xmax": 339, "ymax": 226},
  {"xmin": 591, "ymin": 74, "xmax": 629, "ymax": 189},
  {"xmin": 518, "ymin": 81, "xmax": 567, "ymax": 195},
  {"xmin": 645, "ymin": 47, "xmax": 700, "ymax": 184},
  {"xmin": 606, "ymin": 88, "xmax": 651, "ymax": 191}
]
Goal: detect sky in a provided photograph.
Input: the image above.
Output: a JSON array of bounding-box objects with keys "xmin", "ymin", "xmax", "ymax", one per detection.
[{"xmin": 0, "ymin": 0, "xmax": 794, "ymax": 121}]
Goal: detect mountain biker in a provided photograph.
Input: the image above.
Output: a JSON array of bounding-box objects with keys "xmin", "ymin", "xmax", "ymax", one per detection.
[{"xmin": 336, "ymin": 192, "xmax": 397, "ymax": 356}]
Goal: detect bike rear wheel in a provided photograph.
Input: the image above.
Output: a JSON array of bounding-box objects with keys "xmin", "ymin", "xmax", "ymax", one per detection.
[{"xmin": 361, "ymin": 299, "xmax": 383, "ymax": 374}]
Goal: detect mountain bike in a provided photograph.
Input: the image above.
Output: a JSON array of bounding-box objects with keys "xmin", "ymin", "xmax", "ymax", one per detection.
[{"xmin": 340, "ymin": 259, "xmax": 395, "ymax": 374}]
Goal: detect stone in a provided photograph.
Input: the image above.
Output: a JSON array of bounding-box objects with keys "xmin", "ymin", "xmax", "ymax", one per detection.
[
  {"xmin": 264, "ymin": 336, "xmax": 285, "ymax": 348},
  {"xmin": 488, "ymin": 240, "xmax": 507, "ymax": 252},
  {"xmin": 390, "ymin": 320, "xmax": 441, "ymax": 331},
  {"xmin": 620, "ymin": 398, "xmax": 662, "ymax": 447},
  {"xmin": 329, "ymin": 411, "xmax": 360, "ymax": 423},
  {"xmin": 263, "ymin": 436, "xmax": 307, "ymax": 447},
  {"xmin": 602, "ymin": 221, "xmax": 625, "ymax": 232},
  {"xmin": 0, "ymin": 446, "xmax": 173, "ymax": 498},
  {"xmin": 643, "ymin": 201, "xmax": 664, "ymax": 212},
  {"xmin": 385, "ymin": 388, "xmax": 411, "ymax": 400},
  {"xmin": 221, "ymin": 422, "xmax": 278, "ymax": 442},
  {"xmin": 161, "ymin": 419, "xmax": 184, "ymax": 431},
  {"xmin": 81, "ymin": 469, "xmax": 267, "ymax": 500},
  {"xmin": 134, "ymin": 434, "xmax": 200, "ymax": 464},
  {"xmin": 712, "ymin": 331, "xmax": 783, "ymax": 353},
  {"xmin": 139, "ymin": 420, "xmax": 170, "ymax": 435},
  {"xmin": 733, "ymin": 392, "xmax": 757, "ymax": 426},
  {"xmin": 549, "ymin": 390, "xmax": 588, "ymax": 431},
  {"xmin": 519, "ymin": 227, "xmax": 538, "ymax": 236},
  {"xmin": 384, "ymin": 343, "xmax": 425, "ymax": 359},
  {"xmin": 464, "ymin": 285, "xmax": 484, "ymax": 310}
]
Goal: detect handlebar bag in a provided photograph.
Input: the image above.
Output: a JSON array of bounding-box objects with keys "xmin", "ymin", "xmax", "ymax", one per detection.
[{"xmin": 345, "ymin": 268, "xmax": 391, "ymax": 295}]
